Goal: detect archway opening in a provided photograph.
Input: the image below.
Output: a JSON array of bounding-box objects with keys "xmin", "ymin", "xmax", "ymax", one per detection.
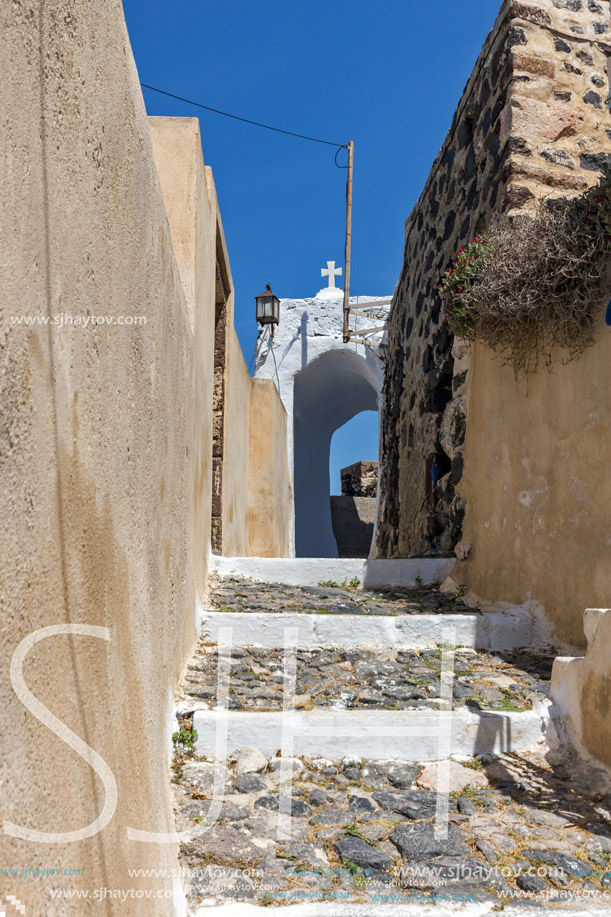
[
  {"xmin": 329, "ymin": 410, "xmax": 379, "ymax": 558},
  {"xmin": 293, "ymin": 349, "xmax": 380, "ymax": 558},
  {"xmin": 329, "ymin": 411, "xmax": 379, "ymax": 496}
]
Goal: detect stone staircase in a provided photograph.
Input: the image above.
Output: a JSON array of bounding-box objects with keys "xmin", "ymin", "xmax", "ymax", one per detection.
[{"xmin": 170, "ymin": 567, "xmax": 611, "ymax": 915}]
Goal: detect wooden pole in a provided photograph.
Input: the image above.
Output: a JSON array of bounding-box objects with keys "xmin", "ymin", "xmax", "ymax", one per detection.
[{"xmin": 342, "ymin": 140, "xmax": 354, "ymax": 343}]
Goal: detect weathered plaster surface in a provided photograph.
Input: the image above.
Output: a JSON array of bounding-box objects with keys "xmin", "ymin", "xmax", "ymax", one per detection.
[
  {"xmin": 222, "ymin": 327, "xmax": 252, "ymax": 556},
  {"xmin": 0, "ymin": 2, "xmax": 287, "ymax": 909},
  {"xmin": 248, "ymin": 378, "xmax": 291, "ymax": 557},
  {"xmin": 149, "ymin": 117, "xmax": 217, "ymax": 604},
  {"xmin": 551, "ymin": 608, "xmax": 611, "ymax": 769},
  {"xmin": 0, "ymin": 1, "xmax": 217, "ymax": 910},
  {"xmin": 455, "ymin": 325, "xmax": 611, "ymax": 647}
]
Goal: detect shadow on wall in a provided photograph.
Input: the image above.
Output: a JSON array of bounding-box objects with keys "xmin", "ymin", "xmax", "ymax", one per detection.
[
  {"xmin": 293, "ymin": 350, "xmax": 380, "ymax": 558},
  {"xmin": 330, "ymin": 495, "xmax": 375, "ymax": 558}
]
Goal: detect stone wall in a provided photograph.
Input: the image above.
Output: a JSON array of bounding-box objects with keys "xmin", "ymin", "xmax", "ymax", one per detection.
[
  {"xmin": 376, "ymin": 0, "xmax": 611, "ymax": 559},
  {"xmin": 341, "ymin": 460, "xmax": 378, "ymax": 497}
]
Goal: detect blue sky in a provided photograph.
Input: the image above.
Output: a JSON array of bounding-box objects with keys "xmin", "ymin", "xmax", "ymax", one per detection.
[{"xmin": 123, "ymin": 0, "xmax": 498, "ymax": 492}]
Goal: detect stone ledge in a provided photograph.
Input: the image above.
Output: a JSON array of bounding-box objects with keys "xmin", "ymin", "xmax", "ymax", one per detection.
[{"xmin": 503, "ymin": 156, "xmax": 590, "ymax": 187}]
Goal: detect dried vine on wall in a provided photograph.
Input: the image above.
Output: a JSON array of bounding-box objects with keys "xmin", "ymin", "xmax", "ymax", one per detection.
[{"xmin": 439, "ymin": 170, "xmax": 611, "ymax": 375}]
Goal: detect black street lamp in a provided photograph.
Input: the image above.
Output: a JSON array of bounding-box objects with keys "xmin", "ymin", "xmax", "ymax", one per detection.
[{"xmin": 255, "ymin": 284, "xmax": 280, "ymax": 334}]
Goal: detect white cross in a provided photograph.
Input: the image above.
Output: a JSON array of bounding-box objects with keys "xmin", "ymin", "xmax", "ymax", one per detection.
[{"xmin": 321, "ymin": 260, "xmax": 342, "ymax": 288}]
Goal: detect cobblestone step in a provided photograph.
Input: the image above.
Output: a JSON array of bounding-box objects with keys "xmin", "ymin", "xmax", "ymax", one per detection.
[
  {"xmin": 208, "ymin": 576, "xmax": 472, "ymax": 616},
  {"xmin": 183, "ymin": 644, "xmax": 551, "ymax": 713},
  {"xmin": 203, "ymin": 575, "xmax": 536, "ymax": 651}
]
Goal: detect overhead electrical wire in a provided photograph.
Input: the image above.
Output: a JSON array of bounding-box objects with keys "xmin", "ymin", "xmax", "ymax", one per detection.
[{"xmin": 140, "ymin": 83, "xmax": 347, "ymax": 154}]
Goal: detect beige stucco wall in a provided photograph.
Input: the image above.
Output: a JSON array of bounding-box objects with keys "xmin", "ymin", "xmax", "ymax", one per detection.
[
  {"xmin": 552, "ymin": 608, "xmax": 611, "ymax": 771},
  {"xmin": 147, "ymin": 123, "xmax": 290, "ymax": 565},
  {"xmin": 149, "ymin": 116, "xmax": 217, "ymax": 600},
  {"xmin": 221, "ymin": 326, "xmax": 252, "ymax": 556},
  {"xmin": 0, "ymin": 2, "xmax": 218, "ymax": 912},
  {"xmin": 248, "ymin": 378, "xmax": 291, "ymax": 557},
  {"xmin": 455, "ymin": 320, "xmax": 611, "ymax": 649}
]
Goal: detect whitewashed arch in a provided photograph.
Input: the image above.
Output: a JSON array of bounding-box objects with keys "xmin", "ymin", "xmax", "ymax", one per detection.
[{"xmin": 254, "ymin": 287, "xmax": 389, "ymax": 556}]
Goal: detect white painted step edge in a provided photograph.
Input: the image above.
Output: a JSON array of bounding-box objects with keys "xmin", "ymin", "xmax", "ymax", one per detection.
[
  {"xmin": 191, "ymin": 904, "xmax": 604, "ymax": 917},
  {"xmin": 210, "ymin": 556, "xmax": 456, "ymax": 589},
  {"xmin": 191, "ymin": 903, "xmax": 489, "ymax": 917},
  {"xmin": 200, "ymin": 609, "xmax": 532, "ymax": 650},
  {"xmin": 192, "ymin": 700, "xmax": 552, "ymax": 762}
]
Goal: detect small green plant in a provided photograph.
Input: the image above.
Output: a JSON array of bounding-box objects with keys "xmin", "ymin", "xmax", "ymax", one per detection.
[
  {"xmin": 414, "ymin": 575, "xmax": 423, "ymax": 587},
  {"xmin": 342, "ymin": 858, "xmax": 362, "ymax": 875},
  {"xmin": 277, "ymin": 847, "xmax": 298, "ymax": 861},
  {"xmin": 171, "ymin": 721, "xmax": 198, "ymax": 783},
  {"xmin": 172, "ymin": 726, "xmax": 198, "ymax": 751},
  {"xmin": 318, "ymin": 576, "xmax": 361, "ymax": 590},
  {"xmin": 354, "ymin": 871, "xmax": 368, "ymax": 890},
  {"xmin": 488, "ymin": 690, "xmax": 529, "ymax": 713},
  {"xmin": 461, "ymin": 757, "xmax": 484, "ymax": 771},
  {"xmin": 451, "ymin": 784, "xmax": 478, "ymax": 799},
  {"xmin": 344, "ymin": 824, "xmax": 368, "ymax": 840}
]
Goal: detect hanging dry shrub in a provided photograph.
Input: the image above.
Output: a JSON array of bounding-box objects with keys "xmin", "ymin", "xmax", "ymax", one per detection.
[{"xmin": 439, "ymin": 169, "xmax": 611, "ymax": 375}]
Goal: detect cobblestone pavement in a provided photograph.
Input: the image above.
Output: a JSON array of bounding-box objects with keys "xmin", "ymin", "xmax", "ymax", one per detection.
[
  {"xmin": 173, "ymin": 743, "xmax": 611, "ymax": 910},
  {"xmin": 174, "ymin": 576, "xmax": 610, "ymax": 911},
  {"xmin": 183, "ymin": 642, "xmax": 551, "ymax": 713},
  {"xmin": 209, "ymin": 575, "xmax": 478, "ymax": 617}
]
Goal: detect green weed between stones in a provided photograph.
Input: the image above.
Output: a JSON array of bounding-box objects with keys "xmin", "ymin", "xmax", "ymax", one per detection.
[
  {"xmin": 318, "ymin": 577, "xmax": 361, "ymax": 590},
  {"xmin": 462, "ymin": 757, "xmax": 485, "ymax": 771},
  {"xmin": 172, "ymin": 725, "xmax": 198, "ymax": 751},
  {"xmin": 171, "ymin": 724, "xmax": 198, "ymax": 783},
  {"xmin": 344, "ymin": 824, "xmax": 375, "ymax": 846}
]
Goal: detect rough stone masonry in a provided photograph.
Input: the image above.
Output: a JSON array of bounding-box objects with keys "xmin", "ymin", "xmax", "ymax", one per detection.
[{"xmin": 376, "ymin": 0, "xmax": 611, "ymax": 558}]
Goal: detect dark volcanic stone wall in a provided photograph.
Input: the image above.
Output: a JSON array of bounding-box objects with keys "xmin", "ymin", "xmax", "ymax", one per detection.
[{"xmin": 376, "ymin": 0, "xmax": 611, "ymax": 558}]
